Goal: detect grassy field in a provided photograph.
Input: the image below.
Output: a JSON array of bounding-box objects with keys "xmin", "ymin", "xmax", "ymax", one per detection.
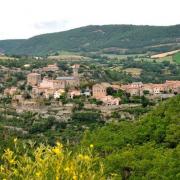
[
  {"xmin": 173, "ymin": 52, "xmax": 180, "ymax": 64},
  {"xmin": 156, "ymin": 55, "xmax": 173, "ymax": 63},
  {"xmin": 150, "ymin": 49, "xmax": 180, "ymax": 58},
  {"xmin": 0, "ymin": 55, "xmax": 15, "ymax": 60},
  {"xmin": 48, "ymin": 54, "xmax": 89, "ymax": 61},
  {"xmin": 123, "ymin": 68, "xmax": 142, "ymax": 77},
  {"xmin": 101, "ymin": 53, "xmax": 147, "ymax": 60}
]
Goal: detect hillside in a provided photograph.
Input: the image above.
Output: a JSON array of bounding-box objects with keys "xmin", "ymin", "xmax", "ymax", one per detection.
[
  {"xmin": 0, "ymin": 24, "xmax": 180, "ymax": 56},
  {"xmin": 0, "ymin": 96, "xmax": 179, "ymax": 179},
  {"xmin": 82, "ymin": 95, "xmax": 180, "ymax": 178},
  {"xmin": 0, "ymin": 39, "xmax": 25, "ymax": 54},
  {"xmin": 173, "ymin": 52, "xmax": 180, "ymax": 64},
  {"xmin": 151, "ymin": 49, "xmax": 180, "ymax": 58}
]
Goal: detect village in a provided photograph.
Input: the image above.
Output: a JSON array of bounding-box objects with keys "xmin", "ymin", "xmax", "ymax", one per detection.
[
  {"xmin": 0, "ymin": 52, "xmax": 179, "ymax": 143},
  {"xmin": 3, "ymin": 63, "xmax": 180, "ymax": 109}
]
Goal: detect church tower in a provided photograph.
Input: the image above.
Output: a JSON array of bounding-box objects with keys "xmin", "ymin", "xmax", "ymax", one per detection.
[{"xmin": 72, "ymin": 64, "xmax": 80, "ymax": 78}]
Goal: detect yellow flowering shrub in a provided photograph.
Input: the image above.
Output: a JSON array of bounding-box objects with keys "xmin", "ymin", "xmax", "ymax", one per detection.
[{"xmin": 0, "ymin": 141, "xmax": 105, "ymax": 180}]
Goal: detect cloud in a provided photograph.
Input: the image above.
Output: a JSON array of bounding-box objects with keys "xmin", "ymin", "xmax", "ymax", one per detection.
[
  {"xmin": 34, "ymin": 20, "xmax": 69, "ymax": 31},
  {"xmin": 0, "ymin": 0, "xmax": 179, "ymax": 39}
]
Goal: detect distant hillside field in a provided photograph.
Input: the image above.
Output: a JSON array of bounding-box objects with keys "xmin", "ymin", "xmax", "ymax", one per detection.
[
  {"xmin": 173, "ymin": 52, "xmax": 180, "ymax": 64},
  {"xmin": 48, "ymin": 54, "xmax": 89, "ymax": 61},
  {"xmin": 151, "ymin": 49, "xmax": 180, "ymax": 58},
  {"xmin": 0, "ymin": 55, "xmax": 15, "ymax": 60},
  {"xmin": 0, "ymin": 24, "xmax": 180, "ymax": 55}
]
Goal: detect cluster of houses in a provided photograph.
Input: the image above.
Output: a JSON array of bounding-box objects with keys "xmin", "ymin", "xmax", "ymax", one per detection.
[
  {"xmin": 120, "ymin": 81, "xmax": 180, "ymax": 96},
  {"xmin": 3, "ymin": 63, "xmax": 180, "ymax": 107},
  {"xmin": 91, "ymin": 80, "xmax": 180, "ymax": 105},
  {"xmin": 27, "ymin": 64, "xmax": 82, "ymax": 99}
]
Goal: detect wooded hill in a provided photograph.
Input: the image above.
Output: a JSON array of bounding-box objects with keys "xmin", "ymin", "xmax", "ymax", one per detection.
[
  {"xmin": 0, "ymin": 24, "xmax": 180, "ymax": 56},
  {"xmin": 0, "ymin": 96, "xmax": 179, "ymax": 179}
]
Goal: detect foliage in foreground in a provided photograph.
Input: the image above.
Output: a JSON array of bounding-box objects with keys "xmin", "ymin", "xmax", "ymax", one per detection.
[
  {"xmin": 0, "ymin": 96, "xmax": 179, "ymax": 179},
  {"xmin": 0, "ymin": 141, "xmax": 105, "ymax": 180},
  {"xmin": 82, "ymin": 96, "xmax": 180, "ymax": 179}
]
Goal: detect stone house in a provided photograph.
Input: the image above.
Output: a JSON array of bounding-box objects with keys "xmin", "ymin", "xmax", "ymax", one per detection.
[
  {"xmin": 4, "ymin": 87, "xmax": 18, "ymax": 96},
  {"xmin": 121, "ymin": 84, "xmax": 143, "ymax": 96},
  {"xmin": 68, "ymin": 89, "xmax": 81, "ymax": 99},
  {"xmin": 92, "ymin": 83, "xmax": 120, "ymax": 105},
  {"xmin": 100, "ymin": 95, "xmax": 120, "ymax": 106},
  {"xmin": 92, "ymin": 83, "xmax": 110, "ymax": 99},
  {"xmin": 27, "ymin": 73, "xmax": 41, "ymax": 86},
  {"xmin": 165, "ymin": 80, "xmax": 180, "ymax": 93}
]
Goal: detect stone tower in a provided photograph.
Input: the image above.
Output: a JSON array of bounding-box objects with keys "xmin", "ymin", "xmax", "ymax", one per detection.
[{"xmin": 72, "ymin": 64, "xmax": 80, "ymax": 78}]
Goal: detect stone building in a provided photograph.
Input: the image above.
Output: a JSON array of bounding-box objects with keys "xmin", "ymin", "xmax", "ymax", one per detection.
[
  {"xmin": 92, "ymin": 83, "xmax": 120, "ymax": 105},
  {"xmin": 39, "ymin": 77, "xmax": 66, "ymax": 89},
  {"xmin": 68, "ymin": 89, "xmax": 81, "ymax": 99},
  {"xmin": 165, "ymin": 80, "xmax": 180, "ymax": 93},
  {"xmin": 121, "ymin": 80, "xmax": 180, "ymax": 96},
  {"xmin": 31, "ymin": 64, "xmax": 80, "ymax": 98},
  {"xmin": 100, "ymin": 95, "xmax": 120, "ymax": 106},
  {"xmin": 27, "ymin": 73, "xmax": 41, "ymax": 86},
  {"xmin": 121, "ymin": 84, "xmax": 143, "ymax": 96},
  {"xmin": 92, "ymin": 83, "xmax": 108, "ymax": 99},
  {"xmin": 4, "ymin": 87, "xmax": 18, "ymax": 96},
  {"xmin": 56, "ymin": 64, "xmax": 80, "ymax": 88}
]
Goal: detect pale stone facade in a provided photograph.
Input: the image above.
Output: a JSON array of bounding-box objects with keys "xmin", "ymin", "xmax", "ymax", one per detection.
[
  {"xmin": 120, "ymin": 84, "xmax": 142, "ymax": 96},
  {"xmin": 68, "ymin": 90, "xmax": 81, "ymax": 99},
  {"xmin": 92, "ymin": 84, "xmax": 107, "ymax": 99},
  {"xmin": 56, "ymin": 77, "xmax": 79, "ymax": 88},
  {"xmin": 56, "ymin": 64, "xmax": 80, "ymax": 88},
  {"xmin": 27, "ymin": 73, "xmax": 41, "ymax": 86},
  {"xmin": 92, "ymin": 83, "xmax": 120, "ymax": 105},
  {"xmin": 101, "ymin": 96, "xmax": 120, "ymax": 106},
  {"xmin": 39, "ymin": 77, "xmax": 66, "ymax": 89},
  {"xmin": 4, "ymin": 87, "xmax": 18, "ymax": 96},
  {"xmin": 30, "ymin": 64, "xmax": 80, "ymax": 98},
  {"xmin": 121, "ymin": 81, "xmax": 180, "ymax": 96}
]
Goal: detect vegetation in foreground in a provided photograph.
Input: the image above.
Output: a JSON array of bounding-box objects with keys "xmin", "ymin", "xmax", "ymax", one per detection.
[
  {"xmin": 0, "ymin": 96, "xmax": 179, "ymax": 179},
  {"xmin": 82, "ymin": 95, "xmax": 180, "ymax": 179},
  {"xmin": 0, "ymin": 142, "xmax": 105, "ymax": 180}
]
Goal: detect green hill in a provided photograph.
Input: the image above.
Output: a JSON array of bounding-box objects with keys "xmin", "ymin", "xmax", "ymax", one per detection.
[
  {"xmin": 0, "ymin": 24, "xmax": 180, "ymax": 55},
  {"xmin": 0, "ymin": 96, "xmax": 179, "ymax": 179},
  {"xmin": 82, "ymin": 95, "xmax": 180, "ymax": 178},
  {"xmin": 0, "ymin": 39, "xmax": 25, "ymax": 54},
  {"xmin": 173, "ymin": 52, "xmax": 180, "ymax": 64}
]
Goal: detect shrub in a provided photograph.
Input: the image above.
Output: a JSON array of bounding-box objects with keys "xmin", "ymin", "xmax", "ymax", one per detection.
[{"xmin": 0, "ymin": 141, "xmax": 105, "ymax": 179}]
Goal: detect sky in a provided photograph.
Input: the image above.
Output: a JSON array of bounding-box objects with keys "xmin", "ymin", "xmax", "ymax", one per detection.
[{"xmin": 0, "ymin": 0, "xmax": 180, "ymax": 40}]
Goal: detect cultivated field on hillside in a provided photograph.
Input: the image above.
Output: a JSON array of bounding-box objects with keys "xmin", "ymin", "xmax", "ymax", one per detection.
[
  {"xmin": 0, "ymin": 55, "xmax": 15, "ymax": 60},
  {"xmin": 48, "ymin": 54, "xmax": 89, "ymax": 61},
  {"xmin": 124, "ymin": 68, "xmax": 142, "ymax": 77},
  {"xmin": 173, "ymin": 52, "xmax": 180, "ymax": 64},
  {"xmin": 151, "ymin": 49, "xmax": 180, "ymax": 58}
]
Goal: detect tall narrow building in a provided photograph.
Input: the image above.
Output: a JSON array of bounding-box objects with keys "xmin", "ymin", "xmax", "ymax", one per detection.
[{"xmin": 72, "ymin": 64, "xmax": 80, "ymax": 78}]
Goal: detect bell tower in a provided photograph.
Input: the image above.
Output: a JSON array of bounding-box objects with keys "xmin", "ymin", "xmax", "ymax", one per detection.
[{"xmin": 72, "ymin": 64, "xmax": 80, "ymax": 78}]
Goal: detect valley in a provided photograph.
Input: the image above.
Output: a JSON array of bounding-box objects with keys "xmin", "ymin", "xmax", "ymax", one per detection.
[{"xmin": 0, "ymin": 24, "xmax": 180, "ymax": 179}]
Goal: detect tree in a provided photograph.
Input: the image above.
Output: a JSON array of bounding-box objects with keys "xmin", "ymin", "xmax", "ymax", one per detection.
[
  {"xmin": 143, "ymin": 90, "xmax": 149, "ymax": 95},
  {"xmin": 27, "ymin": 85, "xmax": 32, "ymax": 91},
  {"xmin": 107, "ymin": 87, "xmax": 116, "ymax": 95},
  {"xmin": 141, "ymin": 96, "xmax": 150, "ymax": 107}
]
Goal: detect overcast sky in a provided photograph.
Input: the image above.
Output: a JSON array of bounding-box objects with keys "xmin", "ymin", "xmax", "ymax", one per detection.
[{"xmin": 0, "ymin": 0, "xmax": 180, "ymax": 40}]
